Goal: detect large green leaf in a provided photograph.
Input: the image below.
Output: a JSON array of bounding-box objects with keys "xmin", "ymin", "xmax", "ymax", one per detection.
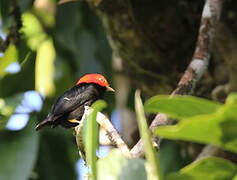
[
  {"xmin": 0, "ymin": 117, "xmax": 39, "ymax": 180},
  {"xmin": 84, "ymin": 100, "xmax": 107, "ymax": 180},
  {"xmin": 156, "ymin": 93, "xmax": 237, "ymax": 153},
  {"xmin": 135, "ymin": 90, "xmax": 163, "ymax": 180},
  {"xmin": 167, "ymin": 157, "xmax": 237, "ymax": 180},
  {"xmin": 145, "ymin": 95, "xmax": 221, "ymax": 119},
  {"xmin": 97, "ymin": 149, "xmax": 147, "ymax": 180}
]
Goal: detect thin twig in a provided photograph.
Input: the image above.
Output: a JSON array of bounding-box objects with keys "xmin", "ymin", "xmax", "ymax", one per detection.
[{"xmin": 130, "ymin": 0, "xmax": 224, "ymax": 158}]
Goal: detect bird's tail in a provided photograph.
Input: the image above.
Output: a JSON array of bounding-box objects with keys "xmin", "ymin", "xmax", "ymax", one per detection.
[{"xmin": 35, "ymin": 116, "xmax": 53, "ymax": 131}]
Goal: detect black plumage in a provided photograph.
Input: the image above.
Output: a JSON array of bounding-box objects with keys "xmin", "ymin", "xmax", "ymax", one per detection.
[{"xmin": 35, "ymin": 83, "xmax": 106, "ymax": 130}]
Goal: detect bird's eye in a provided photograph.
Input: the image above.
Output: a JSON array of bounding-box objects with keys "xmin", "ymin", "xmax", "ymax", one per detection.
[{"xmin": 98, "ymin": 77, "xmax": 105, "ymax": 82}]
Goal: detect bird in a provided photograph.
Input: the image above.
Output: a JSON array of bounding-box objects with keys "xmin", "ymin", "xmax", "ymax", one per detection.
[{"xmin": 35, "ymin": 73, "xmax": 114, "ymax": 131}]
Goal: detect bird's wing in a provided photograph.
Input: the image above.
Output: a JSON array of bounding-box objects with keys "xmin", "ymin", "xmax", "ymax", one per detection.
[{"xmin": 51, "ymin": 85, "xmax": 99, "ymax": 116}]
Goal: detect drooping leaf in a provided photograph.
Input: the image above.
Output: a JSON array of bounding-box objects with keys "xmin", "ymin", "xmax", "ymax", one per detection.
[
  {"xmin": 167, "ymin": 157, "xmax": 237, "ymax": 180},
  {"xmin": 145, "ymin": 95, "xmax": 221, "ymax": 119},
  {"xmin": 35, "ymin": 38, "xmax": 55, "ymax": 96},
  {"xmin": 0, "ymin": 117, "xmax": 39, "ymax": 180},
  {"xmin": 97, "ymin": 149, "xmax": 147, "ymax": 180},
  {"xmin": 84, "ymin": 100, "xmax": 107, "ymax": 180},
  {"xmin": 135, "ymin": 90, "xmax": 163, "ymax": 180},
  {"xmin": 156, "ymin": 93, "xmax": 237, "ymax": 153}
]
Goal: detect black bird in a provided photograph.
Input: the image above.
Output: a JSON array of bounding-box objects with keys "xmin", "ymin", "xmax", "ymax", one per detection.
[{"xmin": 35, "ymin": 74, "xmax": 114, "ymax": 131}]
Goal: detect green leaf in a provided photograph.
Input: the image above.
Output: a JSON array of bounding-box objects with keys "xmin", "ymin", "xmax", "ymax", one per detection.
[
  {"xmin": 97, "ymin": 149, "xmax": 147, "ymax": 180},
  {"xmin": 156, "ymin": 114, "xmax": 221, "ymax": 145},
  {"xmin": 135, "ymin": 90, "xmax": 163, "ymax": 180},
  {"xmin": 0, "ymin": 117, "xmax": 39, "ymax": 180},
  {"xmin": 167, "ymin": 157, "xmax": 237, "ymax": 180},
  {"xmin": 84, "ymin": 100, "xmax": 107, "ymax": 180},
  {"xmin": 0, "ymin": 44, "xmax": 18, "ymax": 78},
  {"xmin": 156, "ymin": 94, "xmax": 237, "ymax": 153},
  {"xmin": 35, "ymin": 38, "xmax": 55, "ymax": 96},
  {"xmin": 145, "ymin": 95, "xmax": 221, "ymax": 119}
]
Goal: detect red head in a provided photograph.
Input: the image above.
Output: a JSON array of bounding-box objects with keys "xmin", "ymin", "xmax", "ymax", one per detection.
[{"xmin": 76, "ymin": 74, "xmax": 114, "ymax": 91}]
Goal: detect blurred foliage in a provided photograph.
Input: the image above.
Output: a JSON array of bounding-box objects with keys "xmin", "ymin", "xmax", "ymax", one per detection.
[
  {"xmin": 0, "ymin": 0, "xmax": 237, "ymax": 180},
  {"xmin": 0, "ymin": 0, "xmax": 111, "ymax": 179},
  {"xmin": 0, "ymin": 117, "xmax": 39, "ymax": 180},
  {"xmin": 35, "ymin": 38, "xmax": 55, "ymax": 96}
]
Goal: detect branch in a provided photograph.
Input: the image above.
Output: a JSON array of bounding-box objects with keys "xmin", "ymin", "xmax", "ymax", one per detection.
[
  {"xmin": 172, "ymin": 0, "xmax": 223, "ymax": 95},
  {"xmin": 0, "ymin": 0, "xmax": 22, "ymax": 52},
  {"xmin": 130, "ymin": 0, "xmax": 224, "ymax": 158}
]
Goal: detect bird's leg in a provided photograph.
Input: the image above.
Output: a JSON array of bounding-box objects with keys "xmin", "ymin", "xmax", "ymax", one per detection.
[{"xmin": 68, "ymin": 119, "xmax": 80, "ymax": 123}]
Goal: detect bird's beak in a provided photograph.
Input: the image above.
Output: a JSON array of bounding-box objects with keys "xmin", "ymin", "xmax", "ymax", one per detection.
[{"xmin": 106, "ymin": 86, "xmax": 115, "ymax": 92}]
